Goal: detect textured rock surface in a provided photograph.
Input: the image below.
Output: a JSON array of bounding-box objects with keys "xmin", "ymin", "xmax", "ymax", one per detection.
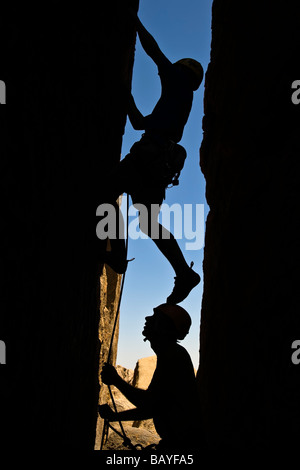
[
  {"xmin": 116, "ymin": 365, "xmax": 135, "ymax": 384},
  {"xmin": 131, "ymin": 356, "xmax": 157, "ymax": 433},
  {"xmin": 95, "ymin": 266, "xmax": 123, "ymax": 449},
  {"xmin": 198, "ymin": 0, "xmax": 300, "ymax": 449},
  {"xmin": 102, "ymin": 425, "xmax": 160, "ymax": 451},
  {"xmin": 0, "ymin": 1, "xmax": 138, "ymax": 451},
  {"xmin": 132, "ymin": 356, "xmax": 157, "ymax": 389}
]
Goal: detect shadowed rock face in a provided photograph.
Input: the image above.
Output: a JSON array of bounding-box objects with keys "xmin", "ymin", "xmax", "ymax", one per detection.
[
  {"xmin": 0, "ymin": 1, "xmax": 138, "ymax": 451},
  {"xmin": 198, "ymin": 0, "xmax": 300, "ymax": 449}
]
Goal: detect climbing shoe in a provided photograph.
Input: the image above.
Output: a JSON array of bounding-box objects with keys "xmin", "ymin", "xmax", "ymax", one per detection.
[
  {"xmin": 103, "ymin": 251, "xmax": 134, "ymax": 274},
  {"xmin": 166, "ymin": 263, "xmax": 200, "ymax": 304}
]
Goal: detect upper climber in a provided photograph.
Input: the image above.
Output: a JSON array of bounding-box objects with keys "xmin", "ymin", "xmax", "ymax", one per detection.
[{"xmin": 103, "ymin": 7, "xmax": 203, "ymax": 304}]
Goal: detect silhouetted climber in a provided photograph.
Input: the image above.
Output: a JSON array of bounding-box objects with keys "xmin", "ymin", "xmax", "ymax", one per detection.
[
  {"xmin": 103, "ymin": 8, "xmax": 203, "ymax": 304},
  {"xmin": 99, "ymin": 303, "xmax": 199, "ymax": 451}
]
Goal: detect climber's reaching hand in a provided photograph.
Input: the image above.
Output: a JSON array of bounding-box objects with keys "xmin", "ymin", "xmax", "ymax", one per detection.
[
  {"xmin": 135, "ymin": 17, "xmax": 171, "ymax": 69},
  {"xmin": 101, "ymin": 362, "xmax": 120, "ymax": 386},
  {"xmin": 98, "ymin": 404, "xmax": 116, "ymax": 422}
]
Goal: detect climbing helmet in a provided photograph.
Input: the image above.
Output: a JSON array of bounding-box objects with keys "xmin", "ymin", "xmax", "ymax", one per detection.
[
  {"xmin": 175, "ymin": 58, "xmax": 203, "ymax": 90},
  {"xmin": 154, "ymin": 303, "xmax": 192, "ymax": 340}
]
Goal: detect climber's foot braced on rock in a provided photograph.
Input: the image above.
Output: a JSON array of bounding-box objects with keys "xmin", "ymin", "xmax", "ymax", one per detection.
[{"xmin": 166, "ymin": 265, "xmax": 200, "ymax": 305}]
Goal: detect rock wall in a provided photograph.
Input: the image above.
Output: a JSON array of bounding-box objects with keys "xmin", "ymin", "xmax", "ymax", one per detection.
[
  {"xmin": 198, "ymin": 0, "xmax": 300, "ymax": 448},
  {"xmin": 95, "ymin": 265, "xmax": 122, "ymax": 449},
  {"xmin": 132, "ymin": 356, "xmax": 157, "ymax": 390},
  {"xmin": 0, "ymin": 1, "xmax": 138, "ymax": 451}
]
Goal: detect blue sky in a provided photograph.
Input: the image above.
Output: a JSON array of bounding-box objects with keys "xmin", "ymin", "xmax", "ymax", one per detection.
[{"xmin": 116, "ymin": 0, "xmax": 213, "ymax": 370}]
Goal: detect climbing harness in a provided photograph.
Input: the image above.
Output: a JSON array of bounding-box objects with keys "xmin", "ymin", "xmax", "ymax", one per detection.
[
  {"xmin": 163, "ymin": 141, "xmax": 187, "ymax": 188},
  {"xmin": 99, "ymin": 194, "xmax": 143, "ymax": 451},
  {"xmin": 138, "ymin": 132, "xmax": 187, "ymax": 190}
]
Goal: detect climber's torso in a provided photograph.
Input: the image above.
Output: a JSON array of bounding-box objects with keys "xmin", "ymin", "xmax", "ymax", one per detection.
[
  {"xmin": 144, "ymin": 61, "xmax": 194, "ymax": 144},
  {"xmin": 147, "ymin": 344, "xmax": 197, "ymax": 443}
]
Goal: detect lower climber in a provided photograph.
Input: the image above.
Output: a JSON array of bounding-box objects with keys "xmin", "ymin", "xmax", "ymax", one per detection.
[
  {"xmin": 99, "ymin": 303, "xmax": 200, "ymax": 451},
  {"xmin": 102, "ymin": 9, "xmax": 203, "ymax": 304}
]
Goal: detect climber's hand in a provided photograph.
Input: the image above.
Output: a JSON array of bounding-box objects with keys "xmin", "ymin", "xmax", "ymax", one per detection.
[
  {"xmin": 98, "ymin": 404, "xmax": 116, "ymax": 422},
  {"xmin": 101, "ymin": 363, "xmax": 119, "ymax": 386}
]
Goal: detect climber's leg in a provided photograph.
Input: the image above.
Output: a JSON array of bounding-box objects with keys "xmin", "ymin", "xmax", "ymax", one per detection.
[{"xmin": 139, "ymin": 204, "xmax": 200, "ymax": 304}]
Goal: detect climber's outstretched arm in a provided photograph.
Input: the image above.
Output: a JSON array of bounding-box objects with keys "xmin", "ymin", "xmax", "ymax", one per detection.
[
  {"xmin": 127, "ymin": 7, "xmax": 171, "ymax": 68},
  {"xmin": 112, "ymin": 372, "xmax": 149, "ymax": 408},
  {"xmin": 136, "ymin": 17, "xmax": 171, "ymax": 68}
]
